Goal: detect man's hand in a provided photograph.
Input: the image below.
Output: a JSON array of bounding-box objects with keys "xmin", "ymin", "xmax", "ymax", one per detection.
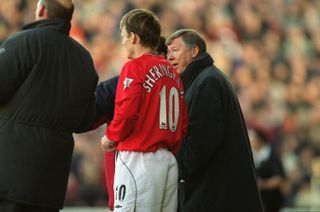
[{"xmin": 101, "ymin": 135, "xmax": 117, "ymax": 152}]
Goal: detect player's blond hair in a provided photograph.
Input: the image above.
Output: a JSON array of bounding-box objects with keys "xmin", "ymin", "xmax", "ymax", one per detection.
[{"xmin": 120, "ymin": 9, "xmax": 161, "ymax": 50}]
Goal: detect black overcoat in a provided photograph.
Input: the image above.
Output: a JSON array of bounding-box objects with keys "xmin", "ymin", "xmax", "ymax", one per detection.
[
  {"xmin": 0, "ymin": 19, "xmax": 98, "ymax": 209},
  {"xmin": 177, "ymin": 52, "xmax": 263, "ymax": 212}
]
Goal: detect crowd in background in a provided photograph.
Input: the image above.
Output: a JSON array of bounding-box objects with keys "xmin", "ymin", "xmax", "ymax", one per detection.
[{"xmin": 1, "ymin": 0, "xmax": 320, "ymax": 209}]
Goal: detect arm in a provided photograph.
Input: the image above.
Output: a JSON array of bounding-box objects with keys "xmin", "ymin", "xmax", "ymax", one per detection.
[
  {"xmin": 258, "ymin": 176, "xmax": 284, "ymax": 191},
  {"xmin": 105, "ymin": 62, "xmax": 142, "ymax": 142},
  {"xmin": 0, "ymin": 34, "xmax": 30, "ymax": 104},
  {"xmin": 92, "ymin": 76, "xmax": 119, "ymax": 129}
]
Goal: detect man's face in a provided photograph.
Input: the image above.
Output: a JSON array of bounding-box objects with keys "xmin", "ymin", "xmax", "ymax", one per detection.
[
  {"xmin": 167, "ymin": 36, "xmax": 194, "ymax": 74},
  {"xmin": 121, "ymin": 28, "xmax": 134, "ymax": 59}
]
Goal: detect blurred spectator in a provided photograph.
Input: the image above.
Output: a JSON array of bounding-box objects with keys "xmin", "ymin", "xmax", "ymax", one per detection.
[{"xmin": 249, "ymin": 128, "xmax": 285, "ymax": 212}]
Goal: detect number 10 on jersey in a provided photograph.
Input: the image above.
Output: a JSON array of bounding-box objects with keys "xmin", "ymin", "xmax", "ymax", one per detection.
[{"xmin": 159, "ymin": 85, "xmax": 179, "ymax": 132}]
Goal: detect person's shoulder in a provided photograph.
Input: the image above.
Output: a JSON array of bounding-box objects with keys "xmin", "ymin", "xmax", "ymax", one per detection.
[
  {"xmin": 201, "ymin": 64, "xmax": 228, "ymax": 80},
  {"xmin": 7, "ymin": 24, "xmax": 54, "ymax": 46},
  {"xmin": 69, "ymin": 37, "xmax": 90, "ymax": 54},
  {"xmin": 201, "ymin": 65, "xmax": 237, "ymax": 94},
  {"xmin": 20, "ymin": 24, "xmax": 47, "ymax": 39},
  {"xmin": 193, "ymin": 65, "xmax": 228, "ymax": 87},
  {"xmin": 122, "ymin": 58, "xmax": 140, "ymax": 70},
  {"xmin": 98, "ymin": 76, "xmax": 119, "ymax": 89},
  {"xmin": 134, "ymin": 54, "xmax": 149, "ymax": 64},
  {"xmin": 1, "ymin": 29, "xmax": 34, "ymax": 48},
  {"xmin": 196, "ymin": 64, "xmax": 216, "ymax": 79}
]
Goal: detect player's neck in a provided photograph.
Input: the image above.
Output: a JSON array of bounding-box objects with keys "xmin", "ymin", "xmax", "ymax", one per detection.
[{"xmin": 133, "ymin": 45, "xmax": 156, "ymax": 58}]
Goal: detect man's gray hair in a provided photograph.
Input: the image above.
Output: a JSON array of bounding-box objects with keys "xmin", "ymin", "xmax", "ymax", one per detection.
[{"xmin": 166, "ymin": 29, "xmax": 206, "ymax": 53}]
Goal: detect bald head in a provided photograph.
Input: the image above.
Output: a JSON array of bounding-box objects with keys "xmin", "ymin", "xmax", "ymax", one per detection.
[
  {"xmin": 56, "ymin": 0, "xmax": 73, "ymax": 8},
  {"xmin": 37, "ymin": 0, "xmax": 74, "ymax": 21}
]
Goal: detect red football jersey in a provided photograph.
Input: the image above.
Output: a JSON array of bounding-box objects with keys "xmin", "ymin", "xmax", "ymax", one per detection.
[{"xmin": 106, "ymin": 54, "xmax": 187, "ymax": 154}]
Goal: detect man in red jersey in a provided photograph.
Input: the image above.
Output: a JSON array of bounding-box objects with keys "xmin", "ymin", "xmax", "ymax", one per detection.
[
  {"xmin": 101, "ymin": 9, "xmax": 187, "ymax": 212},
  {"xmin": 93, "ymin": 36, "xmax": 169, "ymax": 211}
]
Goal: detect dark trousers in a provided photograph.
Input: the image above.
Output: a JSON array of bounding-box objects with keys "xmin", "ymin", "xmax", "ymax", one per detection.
[{"xmin": 0, "ymin": 198, "xmax": 59, "ymax": 212}]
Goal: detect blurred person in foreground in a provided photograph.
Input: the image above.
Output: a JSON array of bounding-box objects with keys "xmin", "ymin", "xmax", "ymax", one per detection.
[
  {"xmin": 166, "ymin": 29, "xmax": 263, "ymax": 212},
  {"xmin": 0, "ymin": 0, "xmax": 98, "ymax": 211},
  {"xmin": 249, "ymin": 128, "xmax": 285, "ymax": 212},
  {"xmin": 100, "ymin": 9, "xmax": 188, "ymax": 212},
  {"xmin": 93, "ymin": 36, "xmax": 168, "ymax": 211}
]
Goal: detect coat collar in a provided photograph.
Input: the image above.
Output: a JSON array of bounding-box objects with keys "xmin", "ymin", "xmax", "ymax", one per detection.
[
  {"xmin": 22, "ymin": 19, "xmax": 71, "ymax": 35},
  {"xmin": 180, "ymin": 52, "xmax": 214, "ymax": 90}
]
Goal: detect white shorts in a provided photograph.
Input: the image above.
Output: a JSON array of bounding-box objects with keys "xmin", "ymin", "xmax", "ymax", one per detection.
[{"xmin": 113, "ymin": 149, "xmax": 178, "ymax": 212}]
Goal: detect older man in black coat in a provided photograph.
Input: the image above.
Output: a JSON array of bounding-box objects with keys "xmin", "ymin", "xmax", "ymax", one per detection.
[
  {"xmin": 166, "ymin": 29, "xmax": 263, "ymax": 212},
  {"xmin": 0, "ymin": 0, "xmax": 98, "ymax": 211}
]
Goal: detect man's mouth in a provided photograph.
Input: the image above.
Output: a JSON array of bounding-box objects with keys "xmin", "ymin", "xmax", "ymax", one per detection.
[{"xmin": 172, "ymin": 63, "xmax": 178, "ymax": 69}]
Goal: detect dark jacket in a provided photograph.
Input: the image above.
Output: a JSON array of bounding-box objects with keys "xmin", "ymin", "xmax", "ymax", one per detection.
[
  {"xmin": 177, "ymin": 52, "xmax": 263, "ymax": 211},
  {"xmin": 0, "ymin": 19, "xmax": 98, "ymax": 209},
  {"xmin": 255, "ymin": 148, "xmax": 285, "ymax": 212},
  {"xmin": 93, "ymin": 76, "xmax": 119, "ymax": 128}
]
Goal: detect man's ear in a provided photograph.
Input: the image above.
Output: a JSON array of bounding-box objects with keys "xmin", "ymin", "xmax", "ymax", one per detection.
[
  {"xmin": 191, "ymin": 46, "xmax": 199, "ymax": 58},
  {"xmin": 38, "ymin": 4, "xmax": 47, "ymax": 18}
]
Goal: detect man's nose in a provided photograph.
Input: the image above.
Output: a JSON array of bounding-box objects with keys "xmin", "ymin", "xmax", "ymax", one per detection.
[{"xmin": 167, "ymin": 53, "xmax": 174, "ymax": 62}]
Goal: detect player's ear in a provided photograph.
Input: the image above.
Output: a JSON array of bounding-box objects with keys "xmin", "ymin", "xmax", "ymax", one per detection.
[
  {"xmin": 129, "ymin": 32, "xmax": 136, "ymax": 44},
  {"xmin": 131, "ymin": 32, "xmax": 141, "ymax": 45}
]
